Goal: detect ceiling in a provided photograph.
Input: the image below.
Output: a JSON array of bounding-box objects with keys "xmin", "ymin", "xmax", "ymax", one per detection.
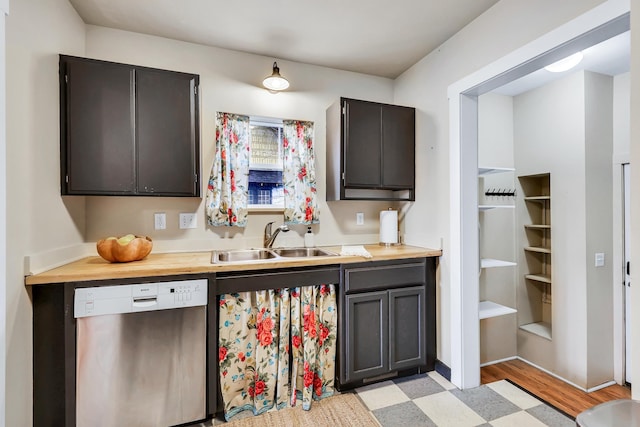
[
  {"xmin": 493, "ymin": 31, "xmax": 630, "ymax": 96},
  {"xmin": 68, "ymin": 0, "xmax": 500, "ymax": 79},
  {"xmin": 67, "ymin": 1, "xmax": 629, "ymax": 91}
]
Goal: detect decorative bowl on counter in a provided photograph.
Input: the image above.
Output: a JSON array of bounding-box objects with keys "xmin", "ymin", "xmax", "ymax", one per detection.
[{"xmin": 96, "ymin": 234, "xmax": 153, "ymax": 263}]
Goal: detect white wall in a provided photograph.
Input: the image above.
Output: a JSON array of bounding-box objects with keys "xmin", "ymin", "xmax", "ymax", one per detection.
[
  {"xmin": 584, "ymin": 71, "xmax": 614, "ymax": 388},
  {"xmin": 5, "ymin": 0, "xmax": 86, "ymax": 425},
  {"xmin": 513, "ymin": 71, "xmax": 614, "ymax": 389},
  {"xmin": 78, "ymin": 26, "xmax": 398, "ymax": 257},
  {"xmin": 514, "ymin": 72, "xmax": 587, "ymax": 384},
  {"xmin": 394, "ymin": 0, "xmax": 608, "ymax": 375}
]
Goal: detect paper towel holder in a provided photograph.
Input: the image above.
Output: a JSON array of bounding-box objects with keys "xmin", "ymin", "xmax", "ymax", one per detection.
[{"xmin": 379, "ymin": 207, "xmax": 402, "ymax": 247}]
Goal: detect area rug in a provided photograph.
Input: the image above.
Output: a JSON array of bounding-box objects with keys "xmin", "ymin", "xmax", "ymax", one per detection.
[{"xmin": 224, "ymin": 393, "xmax": 379, "ymax": 427}]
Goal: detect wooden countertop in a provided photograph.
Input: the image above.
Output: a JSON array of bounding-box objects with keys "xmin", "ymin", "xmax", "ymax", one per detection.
[{"xmin": 25, "ymin": 245, "xmax": 442, "ymax": 285}]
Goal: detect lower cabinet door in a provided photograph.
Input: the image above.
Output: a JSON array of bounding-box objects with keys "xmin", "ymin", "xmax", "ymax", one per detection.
[
  {"xmin": 389, "ymin": 286, "xmax": 426, "ymax": 371},
  {"xmin": 345, "ymin": 290, "xmax": 389, "ymax": 383}
]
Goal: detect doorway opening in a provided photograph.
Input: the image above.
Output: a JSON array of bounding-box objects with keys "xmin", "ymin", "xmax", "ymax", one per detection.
[{"xmin": 448, "ymin": 4, "xmax": 630, "ymax": 390}]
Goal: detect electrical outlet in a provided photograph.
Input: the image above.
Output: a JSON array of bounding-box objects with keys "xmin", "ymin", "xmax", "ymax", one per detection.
[
  {"xmin": 179, "ymin": 213, "xmax": 197, "ymax": 229},
  {"xmin": 356, "ymin": 212, "xmax": 364, "ymax": 225},
  {"xmin": 154, "ymin": 213, "xmax": 166, "ymax": 230}
]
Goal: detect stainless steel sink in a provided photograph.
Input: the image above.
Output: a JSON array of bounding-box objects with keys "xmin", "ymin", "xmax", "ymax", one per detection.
[
  {"xmin": 271, "ymin": 247, "xmax": 337, "ymax": 258},
  {"xmin": 211, "ymin": 249, "xmax": 278, "ymax": 264},
  {"xmin": 211, "ymin": 247, "xmax": 337, "ymax": 263}
]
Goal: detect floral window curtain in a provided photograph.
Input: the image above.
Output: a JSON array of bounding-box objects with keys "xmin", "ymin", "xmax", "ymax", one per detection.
[
  {"xmin": 282, "ymin": 120, "xmax": 319, "ymax": 224},
  {"xmin": 218, "ymin": 285, "xmax": 337, "ymax": 421},
  {"xmin": 205, "ymin": 112, "xmax": 250, "ymax": 227}
]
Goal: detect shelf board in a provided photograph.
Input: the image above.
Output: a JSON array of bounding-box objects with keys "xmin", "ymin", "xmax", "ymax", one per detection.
[
  {"xmin": 524, "ymin": 224, "xmax": 551, "ymax": 229},
  {"xmin": 479, "ymin": 301, "xmax": 517, "ymax": 320},
  {"xmin": 481, "ymin": 258, "xmax": 517, "ymax": 268},
  {"xmin": 519, "ymin": 322, "xmax": 552, "ymax": 340},
  {"xmin": 524, "ymin": 246, "xmax": 551, "ymax": 254},
  {"xmin": 524, "ymin": 196, "xmax": 550, "ymax": 202},
  {"xmin": 478, "ymin": 167, "xmax": 515, "ymax": 176},
  {"xmin": 479, "ymin": 204, "xmax": 515, "ymax": 211},
  {"xmin": 525, "ymin": 273, "xmax": 551, "ymax": 284}
]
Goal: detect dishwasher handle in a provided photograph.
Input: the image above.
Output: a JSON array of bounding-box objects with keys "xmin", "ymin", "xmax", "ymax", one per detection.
[{"xmin": 132, "ymin": 297, "xmax": 158, "ymax": 309}]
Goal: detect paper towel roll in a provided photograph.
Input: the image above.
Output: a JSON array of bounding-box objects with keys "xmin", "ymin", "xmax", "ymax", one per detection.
[{"xmin": 379, "ymin": 209, "xmax": 398, "ymax": 245}]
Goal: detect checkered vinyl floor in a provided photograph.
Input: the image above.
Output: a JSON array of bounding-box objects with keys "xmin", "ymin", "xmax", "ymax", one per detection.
[{"xmin": 354, "ymin": 371, "xmax": 575, "ymax": 427}]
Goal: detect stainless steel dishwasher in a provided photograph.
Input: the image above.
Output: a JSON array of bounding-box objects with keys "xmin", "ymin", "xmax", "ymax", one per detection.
[{"xmin": 74, "ymin": 279, "xmax": 208, "ymax": 427}]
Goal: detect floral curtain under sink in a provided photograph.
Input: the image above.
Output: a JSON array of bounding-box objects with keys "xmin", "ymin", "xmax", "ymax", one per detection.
[{"xmin": 218, "ymin": 284, "xmax": 337, "ymax": 420}]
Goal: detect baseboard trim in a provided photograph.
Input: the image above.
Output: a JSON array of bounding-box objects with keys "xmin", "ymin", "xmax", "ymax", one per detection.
[
  {"xmin": 434, "ymin": 359, "xmax": 451, "ymax": 381},
  {"xmin": 480, "ymin": 356, "xmax": 518, "ymax": 368},
  {"xmin": 516, "ymin": 357, "xmax": 617, "ymax": 393}
]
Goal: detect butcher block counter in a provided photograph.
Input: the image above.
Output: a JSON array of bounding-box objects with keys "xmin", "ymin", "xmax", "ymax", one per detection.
[{"xmin": 24, "ymin": 244, "xmax": 442, "ymax": 285}]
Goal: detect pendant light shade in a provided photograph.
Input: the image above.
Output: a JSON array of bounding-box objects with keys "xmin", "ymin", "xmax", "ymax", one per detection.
[{"xmin": 262, "ymin": 61, "xmax": 290, "ymax": 91}]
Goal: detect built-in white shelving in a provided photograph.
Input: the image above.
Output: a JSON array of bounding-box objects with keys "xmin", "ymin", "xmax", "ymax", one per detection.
[
  {"xmin": 478, "ymin": 167, "xmax": 515, "ymax": 176},
  {"xmin": 520, "ymin": 322, "xmax": 552, "ymax": 340},
  {"xmin": 479, "ymin": 204, "xmax": 515, "ymax": 211},
  {"xmin": 524, "ymin": 246, "xmax": 551, "ymax": 254},
  {"xmin": 479, "ymin": 301, "xmax": 517, "ymax": 320},
  {"xmin": 481, "ymin": 258, "xmax": 517, "ymax": 268},
  {"xmin": 519, "ymin": 173, "xmax": 552, "ymax": 340},
  {"xmin": 478, "ymin": 166, "xmax": 517, "ymax": 326},
  {"xmin": 524, "ymin": 224, "xmax": 551, "ymax": 230},
  {"xmin": 524, "ymin": 196, "xmax": 550, "ymax": 202},
  {"xmin": 525, "ymin": 273, "xmax": 551, "ymax": 284}
]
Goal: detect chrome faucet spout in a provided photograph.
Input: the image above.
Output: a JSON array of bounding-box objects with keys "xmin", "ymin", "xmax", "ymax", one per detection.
[{"xmin": 264, "ymin": 221, "xmax": 289, "ymax": 248}]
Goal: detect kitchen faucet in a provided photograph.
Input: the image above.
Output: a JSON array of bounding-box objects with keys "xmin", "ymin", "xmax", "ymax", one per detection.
[{"xmin": 264, "ymin": 221, "xmax": 289, "ymax": 248}]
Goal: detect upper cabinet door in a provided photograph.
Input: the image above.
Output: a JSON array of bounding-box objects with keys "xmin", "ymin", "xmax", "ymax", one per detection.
[
  {"xmin": 136, "ymin": 69, "xmax": 199, "ymax": 196},
  {"xmin": 326, "ymin": 97, "xmax": 415, "ymax": 201},
  {"xmin": 381, "ymin": 104, "xmax": 415, "ymax": 189},
  {"xmin": 343, "ymin": 98, "xmax": 382, "ymax": 187},
  {"xmin": 60, "ymin": 55, "xmax": 200, "ymax": 197},
  {"xmin": 62, "ymin": 57, "xmax": 135, "ymax": 195}
]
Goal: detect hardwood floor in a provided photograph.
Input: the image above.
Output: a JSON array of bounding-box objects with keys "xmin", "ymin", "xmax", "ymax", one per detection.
[{"xmin": 481, "ymin": 359, "xmax": 631, "ymax": 418}]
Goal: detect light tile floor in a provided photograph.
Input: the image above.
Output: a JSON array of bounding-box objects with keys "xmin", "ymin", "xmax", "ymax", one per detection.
[{"xmin": 354, "ymin": 372, "xmax": 575, "ymax": 427}]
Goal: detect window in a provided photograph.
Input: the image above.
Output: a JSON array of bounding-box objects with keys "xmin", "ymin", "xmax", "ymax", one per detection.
[{"xmin": 248, "ymin": 116, "xmax": 284, "ymax": 210}]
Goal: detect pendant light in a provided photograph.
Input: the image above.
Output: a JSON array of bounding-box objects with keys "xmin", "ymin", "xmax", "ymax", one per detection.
[{"xmin": 262, "ymin": 61, "xmax": 290, "ymax": 91}]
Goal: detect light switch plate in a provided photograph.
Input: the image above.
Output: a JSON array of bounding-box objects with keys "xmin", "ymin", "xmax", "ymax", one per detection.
[
  {"xmin": 595, "ymin": 252, "xmax": 605, "ymax": 267},
  {"xmin": 154, "ymin": 213, "xmax": 166, "ymax": 230},
  {"xmin": 356, "ymin": 212, "xmax": 364, "ymax": 225},
  {"xmin": 179, "ymin": 213, "xmax": 197, "ymax": 229}
]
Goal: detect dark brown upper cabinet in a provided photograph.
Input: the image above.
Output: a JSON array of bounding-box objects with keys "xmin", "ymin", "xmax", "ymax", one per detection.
[
  {"xmin": 326, "ymin": 97, "xmax": 415, "ymax": 201},
  {"xmin": 59, "ymin": 55, "xmax": 200, "ymax": 196}
]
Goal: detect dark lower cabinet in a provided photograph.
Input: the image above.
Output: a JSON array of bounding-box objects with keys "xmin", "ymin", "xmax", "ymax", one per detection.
[
  {"xmin": 344, "ymin": 286, "xmax": 425, "ymax": 384},
  {"xmin": 389, "ymin": 286, "xmax": 426, "ymax": 371},
  {"xmin": 338, "ymin": 258, "xmax": 435, "ymax": 389},
  {"xmin": 345, "ymin": 290, "xmax": 388, "ymax": 383}
]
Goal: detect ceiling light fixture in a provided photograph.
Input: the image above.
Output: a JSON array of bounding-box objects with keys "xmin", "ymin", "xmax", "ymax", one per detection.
[
  {"xmin": 544, "ymin": 52, "xmax": 584, "ymax": 73},
  {"xmin": 262, "ymin": 61, "xmax": 290, "ymax": 92}
]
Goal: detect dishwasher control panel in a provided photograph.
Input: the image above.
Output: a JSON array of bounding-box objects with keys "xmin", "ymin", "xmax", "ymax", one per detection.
[{"xmin": 74, "ymin": 279, "xmax": 208, "ymax": 318}]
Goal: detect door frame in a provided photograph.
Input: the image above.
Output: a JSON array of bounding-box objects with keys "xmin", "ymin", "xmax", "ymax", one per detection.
[
  {"xmin": 447, "ymin": 1, "xmax": 630, "ymax": 389},
  {"xmin": 623, "ymin": 163, "xmax": 631, "ymax": 383}
]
